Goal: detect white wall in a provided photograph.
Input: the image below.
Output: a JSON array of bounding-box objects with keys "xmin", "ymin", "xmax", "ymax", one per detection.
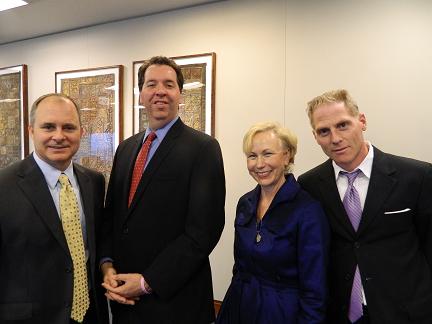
[{"xmin": 1, "ymin": 0, "xmax": 432, "ymax": 300}]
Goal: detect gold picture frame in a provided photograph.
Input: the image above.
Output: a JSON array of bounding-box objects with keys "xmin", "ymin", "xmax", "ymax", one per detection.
[
  {"xmin": 55, "ymin": 65, "xmax": 123, "ymax": 184},
  {"xmin": 0, "ymin": 64, "xmax": 28, "ymax": 169}
]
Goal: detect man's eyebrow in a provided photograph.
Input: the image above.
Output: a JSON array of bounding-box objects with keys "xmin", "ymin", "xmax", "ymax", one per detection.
[{"xmin": 315, "ymin": 126, "xmax": 329, "ymax": 132}]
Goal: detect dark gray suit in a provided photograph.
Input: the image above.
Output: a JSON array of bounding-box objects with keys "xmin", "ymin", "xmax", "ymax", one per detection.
[
  {"xmin": 0, "ymin": 155, "xmax": 108, "ymax": 324},
  {"xmin": 298, "ymin": 147, "xmax": 432, "ymax": 324}
]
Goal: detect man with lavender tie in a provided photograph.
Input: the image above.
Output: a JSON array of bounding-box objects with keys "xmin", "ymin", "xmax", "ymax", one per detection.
[{"xmin": 298, "ymin": 89, "xmax": 432, "ymax": 324}]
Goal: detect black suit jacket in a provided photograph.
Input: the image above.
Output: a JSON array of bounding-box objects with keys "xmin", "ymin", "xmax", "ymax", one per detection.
[
  {"xmin": 298, "ymin": 147, "xmax": 432, "ymax": 324},
  {"xmin": 100, "ymin": 119, "xmax": 226, "ymax": 324},
  {"xmin": 0, "ymin": 155, "xmax": 108, "ymax": 324}
]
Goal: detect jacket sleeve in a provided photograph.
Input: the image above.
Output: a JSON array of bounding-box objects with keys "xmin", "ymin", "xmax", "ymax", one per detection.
[{"xmin": 297, "ymin": 201, "xmax": 330, "ymax": 324}]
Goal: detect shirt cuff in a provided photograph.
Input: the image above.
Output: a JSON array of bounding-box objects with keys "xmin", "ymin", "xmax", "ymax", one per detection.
[
  {"xmin": 140, "ymin": 276, "xmax": 152, "ymax": 294},
  {"xmin": 99, "ymin": 257, "xmax": 114, "ymax": 269}
]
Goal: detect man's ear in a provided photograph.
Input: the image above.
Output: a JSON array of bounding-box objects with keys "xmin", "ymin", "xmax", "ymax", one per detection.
[
  {"xmin": 28, "ymin": 125, "xmax": 34, "ymax": 139},
  {"xmin": 359, "ymin": 113, "xmax": 367, "ymax": 131}
]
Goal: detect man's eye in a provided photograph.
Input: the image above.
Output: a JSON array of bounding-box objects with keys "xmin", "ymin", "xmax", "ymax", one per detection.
[
  {"xmin": 145, "ymin": 83, "xmax": 155, "ymax": 88},
  {"xmin": 64, "ymin": 126, "xmax": 77, "ymax": 131},
  {"xmin": 43, "ymin": 125, "xmax": 55, "ymax": 130},
  {"xmin": 317, "ymin": 129, "xmax": 329, "ymax": 136}
]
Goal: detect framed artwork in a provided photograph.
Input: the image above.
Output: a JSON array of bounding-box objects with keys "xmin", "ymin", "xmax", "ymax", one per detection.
[
  {"xmin": 0, "ymin": 64, "xmax": 28, "ymax": 169},
  {"xmin": 132, "ymin": 52, "xmax": 216, "ymax": 136},
  {"xmin": 55, "ymin": 65, "xmax": 123, "ymax": 184}
]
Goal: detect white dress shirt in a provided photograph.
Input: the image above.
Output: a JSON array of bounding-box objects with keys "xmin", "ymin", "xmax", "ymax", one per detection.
[{"xmin": 332, "ymin": 142, "xmax": 374, "ymax": 306}]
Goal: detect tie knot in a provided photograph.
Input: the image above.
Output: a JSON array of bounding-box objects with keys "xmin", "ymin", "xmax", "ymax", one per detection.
[
  {"xmin": 58, "ymin": 174, "xmax": 70, "ymax": 187},
  {"xmin": 146, "ymin": 132, "xmax": 157, "ymax": 143},
  {"xmin": 341, "ymin": 169, "xmax": 361, "ymax": 185}
]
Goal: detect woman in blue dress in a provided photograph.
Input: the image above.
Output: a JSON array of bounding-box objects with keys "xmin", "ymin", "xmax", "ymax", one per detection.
[{"xmin": 217, "ymin": 122, "xmax": 330, "ymax": 324}]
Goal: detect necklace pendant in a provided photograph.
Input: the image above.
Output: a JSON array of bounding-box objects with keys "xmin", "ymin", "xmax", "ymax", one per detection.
[{"xmin": 256, "ymin": 232, "xmax": 262, "ymax": 243}]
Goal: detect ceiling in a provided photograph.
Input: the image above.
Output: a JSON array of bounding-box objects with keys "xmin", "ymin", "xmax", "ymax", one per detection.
[{"xmin": 0, "ymin": 0, "xmax": 220, "ymax": 45}]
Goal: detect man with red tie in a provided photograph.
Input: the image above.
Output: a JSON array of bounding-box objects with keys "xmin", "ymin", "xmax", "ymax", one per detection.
[{"xmin": 99, "ymin": 56, "xmax": 226, "ymax": 324}]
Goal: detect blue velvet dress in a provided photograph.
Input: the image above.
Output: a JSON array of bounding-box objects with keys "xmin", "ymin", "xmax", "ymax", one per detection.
[{"xmin": 217, "ymin": 174, "xmax": 330, "ymax": 324}]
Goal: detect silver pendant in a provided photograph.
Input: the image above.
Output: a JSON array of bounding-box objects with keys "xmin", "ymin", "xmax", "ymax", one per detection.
[{"xmin": 256, "ymin": 232, "xmax": 262, "ymax": 243}]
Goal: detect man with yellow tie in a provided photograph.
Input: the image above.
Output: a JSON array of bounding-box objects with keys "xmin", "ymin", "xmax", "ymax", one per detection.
[{"xmin": 0, "ymin": 93, "xmax": 108, "ymax": 323}]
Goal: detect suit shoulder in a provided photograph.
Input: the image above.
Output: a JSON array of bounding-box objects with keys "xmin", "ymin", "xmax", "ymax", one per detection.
[
  {"xmin": 182, "ymin": 124, "xmax": 217, "ymax": 144},
  {"xmin": 118, "ymin": 132, "xmax": 143, "ymax": 149},
  {"xmin": 0, "ymin": 160, "xmax": 21, "ymax": 181},
  {"xmin": 298, "ymin": 160, "xmax": 330, "ymax": 183},
  {"xmin": 74, "ymin": 163, "xmax": 104, "ymax": 180},
  {"xmin": 382, "ymin": 152, "xmax": 432, "ymax": 170}
]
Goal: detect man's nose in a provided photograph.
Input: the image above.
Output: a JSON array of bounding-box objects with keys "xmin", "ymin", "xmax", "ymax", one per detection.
[
  {"xmin": 52, "ymin": 128, "xmax": 65, "ymax": 140},
  {"xmin": 330, "ymin": 130, "xmax": 342, "ymax": 144},
  {"xmin": 155, "ymin": 84, "xmax": 167, "ymax": 95}
]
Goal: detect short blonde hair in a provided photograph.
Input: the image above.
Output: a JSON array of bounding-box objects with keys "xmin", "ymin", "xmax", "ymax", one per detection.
[
  {"xmin": 307, "ymin": 89, "xmax": 359, "ymax": 127},
  {"xmin": 243, "ymin": 122, "xmax": 298, "ymax": 173}
]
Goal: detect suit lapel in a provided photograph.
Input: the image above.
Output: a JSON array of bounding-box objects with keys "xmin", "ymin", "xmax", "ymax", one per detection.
[
  {"xmin": 317, "ymin": 160, "xmax": 357, "ymax": 238},
  {"xmin": 358, "ymin": 148, "xmax": 397, "ymax": 235},
  {"xmin": 128, "ymin": 119, "xmax": 183, "ymax": 214},
  {"xmin": 16, "ymin": 156, "xmax": 70, "ymax": 256}
]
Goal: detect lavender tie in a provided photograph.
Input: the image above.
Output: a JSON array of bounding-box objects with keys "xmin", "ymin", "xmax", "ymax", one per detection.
[{"xmin": 341, "ymin": 170, "xmax": 363, "ymax": 323}]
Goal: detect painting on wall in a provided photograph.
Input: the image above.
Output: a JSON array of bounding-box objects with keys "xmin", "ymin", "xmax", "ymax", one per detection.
[
  {"xmin": 55, "ymin": 65, "xmax": 123, "ymax": 184},
  {"xmin": 132, "ymin": 53, "xmax": 216, "ymax": 136},
  {"xmin": 0, "ymin": 64, "xmax": 28, "ymax": 169}
]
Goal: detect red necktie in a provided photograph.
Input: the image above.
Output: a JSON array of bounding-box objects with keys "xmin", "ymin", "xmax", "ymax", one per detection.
[{"xmin": 128, "ymin": 132, "xmax": 156, "ymax": 207}]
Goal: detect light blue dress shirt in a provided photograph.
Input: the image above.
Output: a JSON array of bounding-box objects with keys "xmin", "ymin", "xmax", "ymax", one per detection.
[{"xmin": 33, "ymin": 152, "xmax": 89, "ymax": 261}]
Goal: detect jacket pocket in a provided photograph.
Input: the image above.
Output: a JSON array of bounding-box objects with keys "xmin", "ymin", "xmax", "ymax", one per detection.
[{"xmin": 0, "ymin": 303, "xmax": 32, "ymax": 320}]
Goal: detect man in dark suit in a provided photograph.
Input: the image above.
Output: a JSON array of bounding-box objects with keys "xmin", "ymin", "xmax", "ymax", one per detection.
[
  {"xmin": 0, "ymin": 93, "xmax": 108, "ymax": 323},
  {"xmin": 298, "ymin": 89, "xmax": 432, "ymax": 324},
  {"xmin": 100, "ymin": 56, "xmax": 225, "ymax": 324}
]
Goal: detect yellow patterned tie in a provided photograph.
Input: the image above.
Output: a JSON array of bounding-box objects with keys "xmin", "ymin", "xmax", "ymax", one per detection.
[{"xmin": 59, "ymin": 174, "xmax": 89, "ymax": 323}]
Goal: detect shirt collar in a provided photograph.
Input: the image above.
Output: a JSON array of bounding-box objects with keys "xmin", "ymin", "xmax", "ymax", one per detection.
[
  {"xmin": 33, "ymin": 152, "xmax": 75, "ymax": 189},
  {"xmin": 333, "ymin": 141, "xmax": 374, "ymax": 179},
  {"xmin": 144, "ymin": 116, "xmax": 179, "ymax": 143}
]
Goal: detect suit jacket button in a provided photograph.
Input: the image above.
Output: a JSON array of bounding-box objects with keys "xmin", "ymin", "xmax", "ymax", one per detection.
[
  {"xmin": 123, "ymin": 227, "xmax": 129, "ymax": 234},
  {"xmin": 354, "ymin": 242, "xmax": 360, "ymax": 249},
  {"xmin": 345, "ymin": 273, "xmax": 352, "ymax": 281},
  {"xmin": 66, "ymin": 267, "xmax": 72, "ymax": 273}
]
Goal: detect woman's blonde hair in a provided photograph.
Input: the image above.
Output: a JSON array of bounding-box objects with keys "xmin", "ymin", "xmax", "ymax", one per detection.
[{"xmin": 243, "ymin": 121, "xmax": 298, "ymax": 173}]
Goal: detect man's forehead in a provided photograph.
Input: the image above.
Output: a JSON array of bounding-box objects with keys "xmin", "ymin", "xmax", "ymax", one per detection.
[{"xmin": 145, "ymin": 64, "xmax": 176, "ymax": 77}]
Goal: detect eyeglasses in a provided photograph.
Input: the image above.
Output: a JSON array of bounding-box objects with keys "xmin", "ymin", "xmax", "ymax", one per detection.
[{"xmin": 246, "ymin": 151, "xmax": 287, "ymax": 161}]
